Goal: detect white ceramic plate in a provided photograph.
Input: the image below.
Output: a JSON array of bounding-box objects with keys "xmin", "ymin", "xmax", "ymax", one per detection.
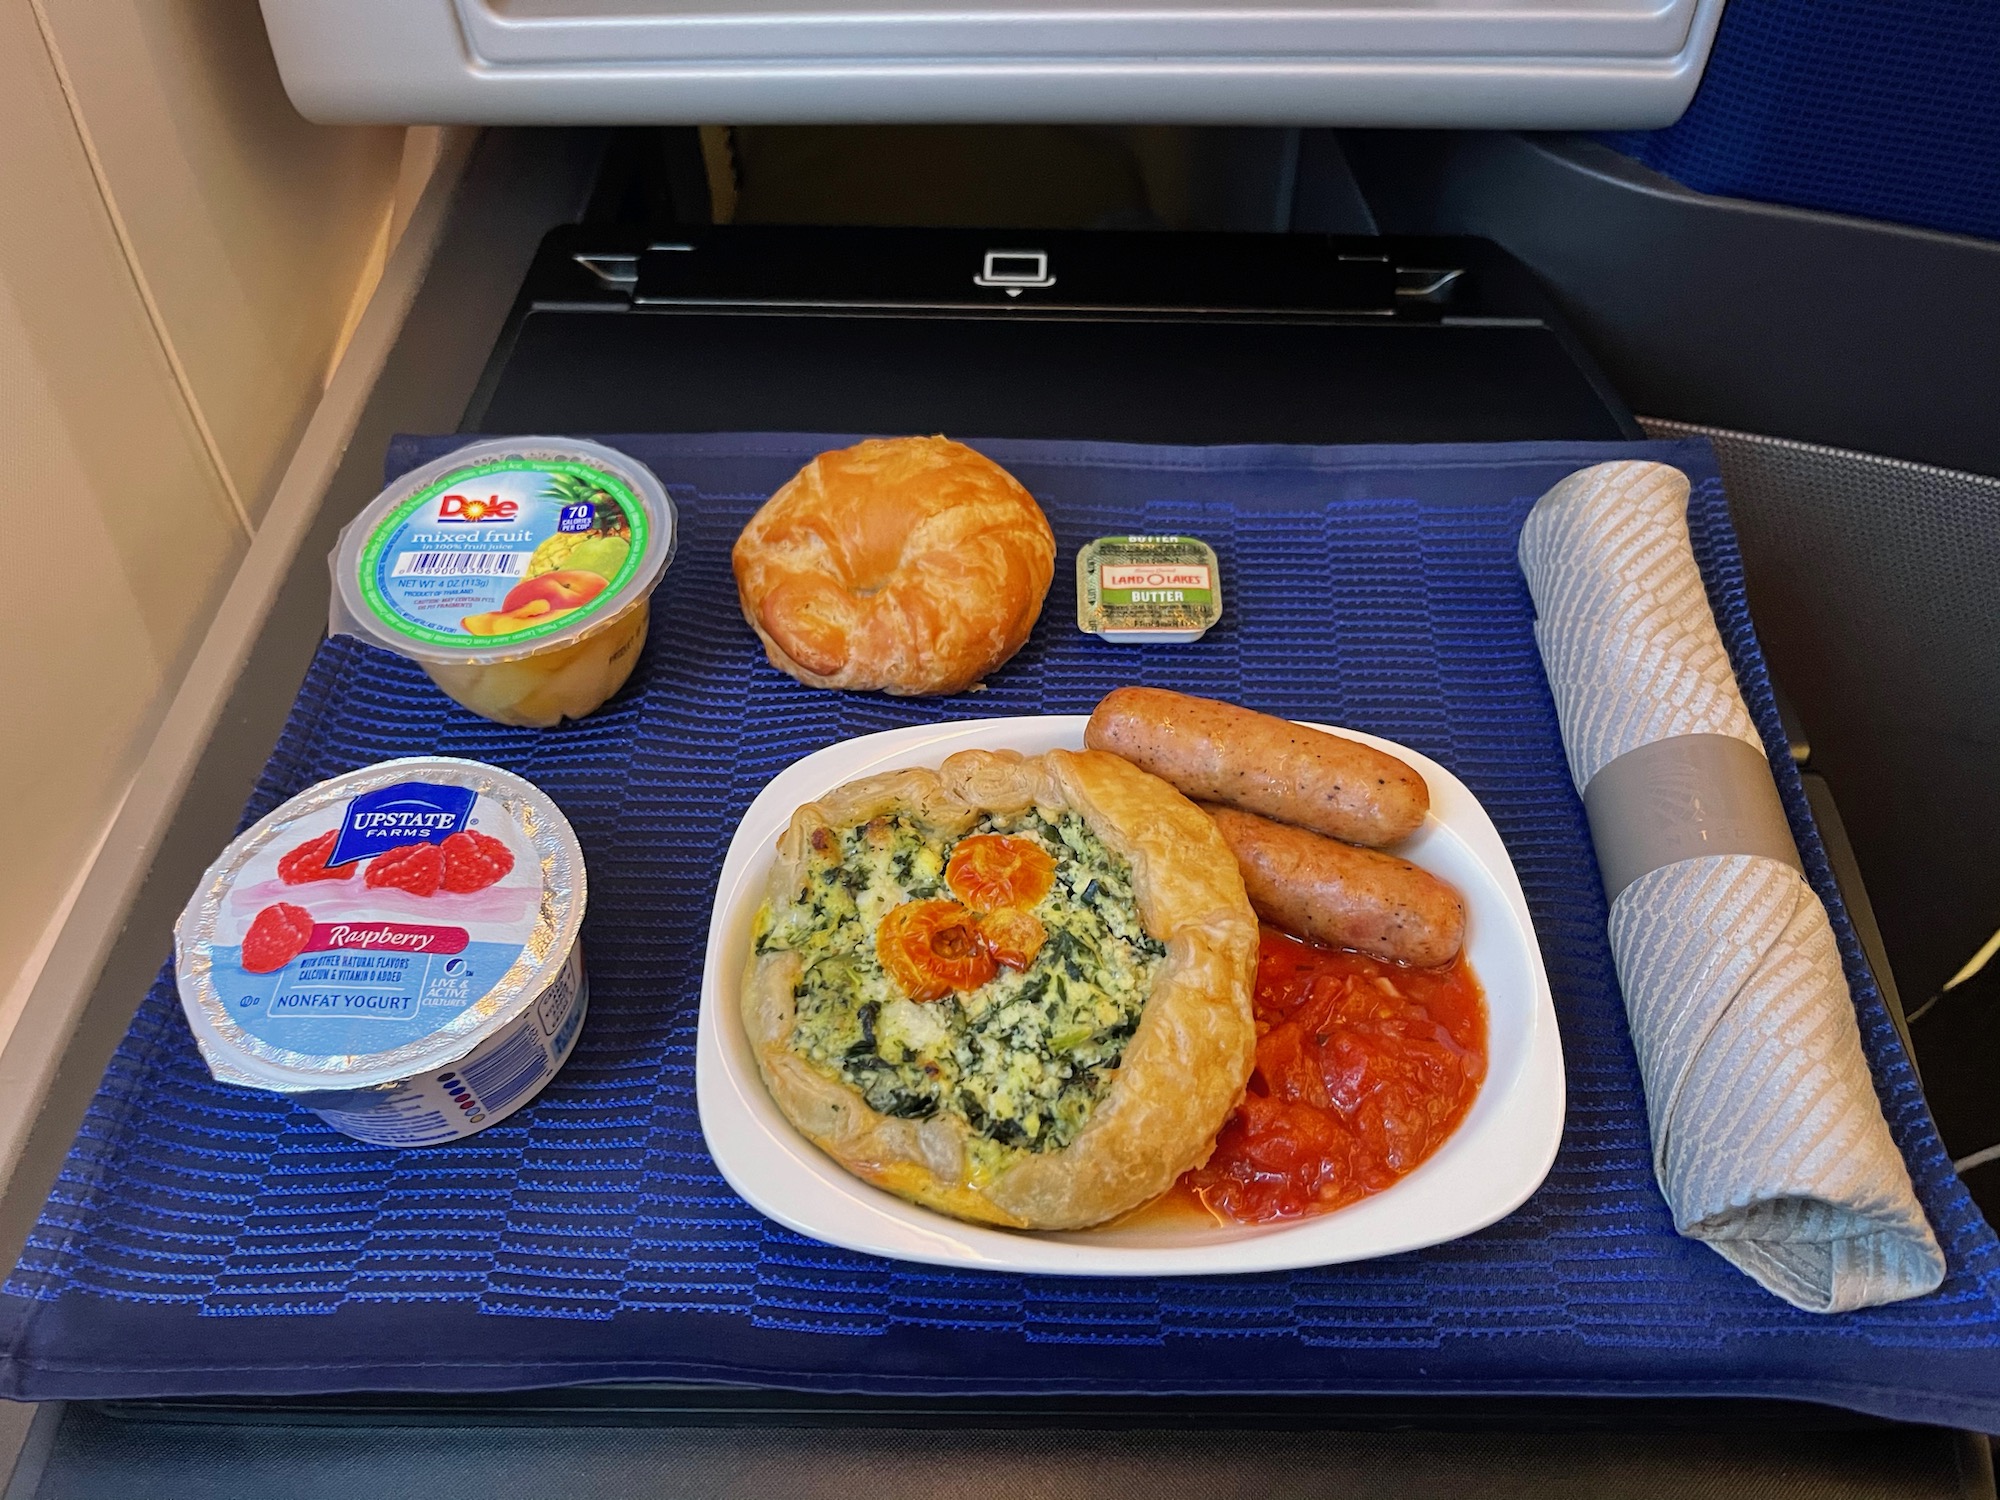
[{"xmin": 696, "ymin": 716, "xmax": 1564, "ymax": 1276}]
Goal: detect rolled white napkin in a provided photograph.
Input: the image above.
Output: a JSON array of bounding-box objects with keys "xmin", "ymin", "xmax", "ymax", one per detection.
[{"xmin": 1519, "ymin": 460, "xmax": 1944, "ymax": 1313}]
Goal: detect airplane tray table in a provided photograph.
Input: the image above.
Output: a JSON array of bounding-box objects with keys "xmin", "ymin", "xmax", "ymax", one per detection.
[{"xmin": 4, "ymin": 429, "xmax": 2000, "ymax": 1430}]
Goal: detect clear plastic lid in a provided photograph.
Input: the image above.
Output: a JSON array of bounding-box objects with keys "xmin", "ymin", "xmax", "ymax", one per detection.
[
  {"xmin": 173, "ymin": 757, "xmax": 586, "ymax": 1093},
  {"xmin": 331, "ymin": 438, "xmax": 676, "ymax": 665}
]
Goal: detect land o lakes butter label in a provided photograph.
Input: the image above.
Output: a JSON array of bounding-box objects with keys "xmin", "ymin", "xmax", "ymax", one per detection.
[{"xmin": 1075, "ymin": 535, "xmax": 1223, "ymax": 643}]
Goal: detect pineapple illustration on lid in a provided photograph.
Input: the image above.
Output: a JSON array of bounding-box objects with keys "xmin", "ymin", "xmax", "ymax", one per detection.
[
  {"xmin": 521, "ymin": 469, "xmax": 633, "ymax": 586},
  {"xmin": 331, "ymin": 438, "xmax": 676, "ymax": 727}
]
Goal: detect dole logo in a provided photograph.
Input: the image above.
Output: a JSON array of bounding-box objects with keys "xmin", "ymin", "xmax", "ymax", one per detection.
[{"xmin": 437, "ymin": 493, "xmax": 519, "ymax": 523}]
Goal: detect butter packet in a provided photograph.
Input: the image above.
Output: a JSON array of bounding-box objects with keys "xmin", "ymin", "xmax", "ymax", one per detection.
[{"xmin": 1075, "ymin": 535, "xmax": 1222, "ymax": 644}]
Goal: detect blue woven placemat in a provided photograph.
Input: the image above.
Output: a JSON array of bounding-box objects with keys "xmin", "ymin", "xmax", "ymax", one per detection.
[{"xmin": 6, "ymin": 434, "xmax": 1999, "ymax": 1426}]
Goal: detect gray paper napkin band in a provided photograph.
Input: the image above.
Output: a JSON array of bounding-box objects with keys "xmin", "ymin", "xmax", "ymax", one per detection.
[{"xmin": 1582, "ymin": 733, "xmax": 1802, "ymax": 901}]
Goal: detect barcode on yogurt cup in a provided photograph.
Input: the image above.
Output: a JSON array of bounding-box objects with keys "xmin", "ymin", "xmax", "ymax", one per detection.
[{"xmin": 390, "ymin": 550, "xmax": 530, "ymax": 578}]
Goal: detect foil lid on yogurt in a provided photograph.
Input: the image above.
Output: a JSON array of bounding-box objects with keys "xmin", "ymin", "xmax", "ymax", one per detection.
[{"xmin": 174, "ymin": 757, "xmax": 585, "ymax": 1094}]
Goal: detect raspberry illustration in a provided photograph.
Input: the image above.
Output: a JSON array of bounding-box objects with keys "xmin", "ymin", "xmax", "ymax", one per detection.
[
  {"xmin": 241, "ymin": 903, "xmax": 314, "ymax": 974},
  {"xmin": 440, "ymin": 829, "xmax": 514, "ymax": 894},
  {"xmin": 277, "ymin": 829, "xmax": 357, "ymax": 885},
  {"xmin": 365, "ymin": 842, "xmax": 444, "ymax": 897}
]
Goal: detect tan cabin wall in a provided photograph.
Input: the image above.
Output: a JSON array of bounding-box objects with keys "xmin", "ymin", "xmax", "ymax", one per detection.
[{"xmin": 0, "ymin": 0, "xmax": 422, "ymax": 1033}]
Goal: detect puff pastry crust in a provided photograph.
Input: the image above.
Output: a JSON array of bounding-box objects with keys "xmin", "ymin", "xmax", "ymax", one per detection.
[
  {"xmin": 731, "ymin": 436, "xmax": 1056, "ymax": 696},
  {"xmin": 742, "ymin": 748, "xmax": 1259, "ymax": 1232}
]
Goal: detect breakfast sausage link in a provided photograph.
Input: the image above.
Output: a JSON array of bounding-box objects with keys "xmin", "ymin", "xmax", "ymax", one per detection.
[
  {"xmin": 1084, "ymin": 686, "xmax": 1429, "ymax": 847},
  {"xmin": 1203, "ymin": 805, "xmax": 1465, "ymax": 968}
]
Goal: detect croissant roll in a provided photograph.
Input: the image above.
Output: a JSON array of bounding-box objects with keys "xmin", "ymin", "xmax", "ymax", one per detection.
[{"xmin": 733, "ymin": 436, "xmax": 1056, "ymax": 696}]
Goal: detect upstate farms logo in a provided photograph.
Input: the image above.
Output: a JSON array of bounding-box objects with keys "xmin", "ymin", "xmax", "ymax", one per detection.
[{"xmin": 328, "ymin": 782, "xmax": 477, "ymax": 866}]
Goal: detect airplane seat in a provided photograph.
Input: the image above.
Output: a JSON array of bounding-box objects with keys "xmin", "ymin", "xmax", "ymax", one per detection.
[{"xmin": 1598, "ymin": 0, "xmax": 2000, "ymax": 242}]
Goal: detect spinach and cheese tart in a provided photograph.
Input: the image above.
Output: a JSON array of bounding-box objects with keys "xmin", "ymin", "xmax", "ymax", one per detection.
[{"xmin": 742, "ymin": 747, "xmax": 1258, "ymax": 1231}]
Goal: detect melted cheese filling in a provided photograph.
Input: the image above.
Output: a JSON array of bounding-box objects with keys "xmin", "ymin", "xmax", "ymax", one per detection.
[{"xmin": 757, "ymin": 808, "xmax": 1166, "ymax": 1160}]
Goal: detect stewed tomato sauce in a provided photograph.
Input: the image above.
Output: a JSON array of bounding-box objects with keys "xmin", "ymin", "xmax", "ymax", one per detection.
[{"xmin": 1184, "ymin": 927, "xmax": 1486, "ymax": 1223}]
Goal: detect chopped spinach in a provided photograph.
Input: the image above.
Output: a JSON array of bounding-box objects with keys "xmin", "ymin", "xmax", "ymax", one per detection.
[{"xmin": 771, "ymin": 805, "xmax": 1164, "ymax": 1157}]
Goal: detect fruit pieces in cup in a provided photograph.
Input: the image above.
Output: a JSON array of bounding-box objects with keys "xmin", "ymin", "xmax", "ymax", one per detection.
[{"xmin": 425, "ymin": 594, "xmax": 650, "ymax": 729}]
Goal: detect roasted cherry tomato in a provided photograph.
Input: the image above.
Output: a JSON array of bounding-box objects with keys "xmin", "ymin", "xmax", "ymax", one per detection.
[
  {"xmin": 877, "ymin": 899, "xmax": 997, "ymax": 1001},
  {"xmin": 977, "ymin": 907, "xmax": 1047, "ymax": 971},
  {"xmin": 945, "ymin": 834, "xmax": 1056, "ymax": 913}
]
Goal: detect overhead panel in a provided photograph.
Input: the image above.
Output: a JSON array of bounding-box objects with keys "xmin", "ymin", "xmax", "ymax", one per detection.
[{"xmin": 259, "ymin": 0, "xmax": 1726, "ymax": 126}]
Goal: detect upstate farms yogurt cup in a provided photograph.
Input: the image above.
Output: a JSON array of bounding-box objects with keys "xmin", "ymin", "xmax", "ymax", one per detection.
[
  {"xmin": 174, "ymin": 757, "xmax": 588, "ymax": 1147},
  {"xmin": 331, "ymin": 438, "xmax": 676, "ymax": 727}
]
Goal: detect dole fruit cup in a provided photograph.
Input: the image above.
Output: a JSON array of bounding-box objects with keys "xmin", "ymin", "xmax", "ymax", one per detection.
[
  {"xmin": 332, "ymin": 438, "xmax": 676, "ymax": 727},
  {"xmin": 174, "ymin": 757, "xmax": 587, "ymax": 1147}
]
